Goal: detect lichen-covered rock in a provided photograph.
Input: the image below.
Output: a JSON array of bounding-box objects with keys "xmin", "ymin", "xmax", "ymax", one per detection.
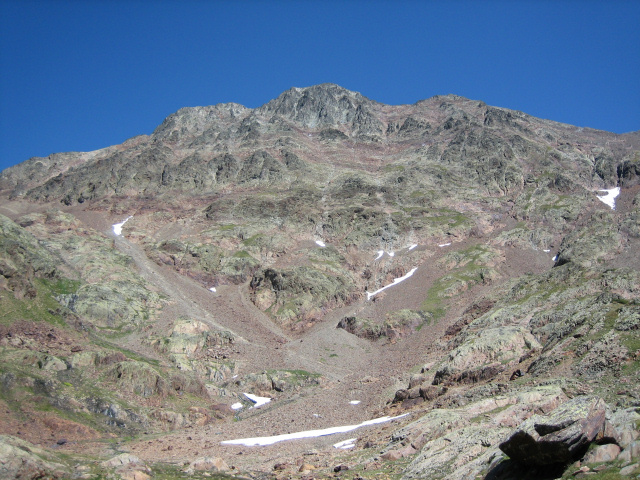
[
  {"xmin": 433, "ymin": 326, "xmax": 541, "ymax": 385},
  {"xmin": 499, "ymin": 396, "xmax": 616, "ymax": 466},
  {"xmin": 0, "ymin": 435, "xmax": 68, "ymax": 479},
  {"xmin": 402, "ymin": 425, "xmax": 511, "ymax": 480},
  {"xmin": 187, "ymin": 456, "xmax": 229, "ymax": 472},
  {"xmin": 100, "ymin": 453, "xmax": 142, "ymax": 468},
  {"xmin": 555, "ymin": 211, "xmax": 621, "ymax": 268},
  {"xmin": 337, "ymin": 309, "xmax": 427, "ymax": 340},
  {"xmin": 109, "ymin": 361, "xmax": 168, "ymax": 398},
  {"xmin": 250, "ymin": 266, "xmax": 358, "ymax": 325}
]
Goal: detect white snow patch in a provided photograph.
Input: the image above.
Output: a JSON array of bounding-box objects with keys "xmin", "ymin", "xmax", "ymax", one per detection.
[
  {"xmin": 231, "ymin": 402, "xmax": 243, "ymax": 410},
  {"xmin": 333, "ymin": 438, "xmax": 356, "ymax": 449},
  {"xmin": 597, "ymin": 187, "xmax": 620, "ymax": 210},
  {"xmin": 438, "ymin": 242, "xmax": 451, "ymax": 247},
  {"xmin": 220, "ymin": 413, "xmax": 409, "ymax": 447},
  {"xmin": 209, "ymin": 287, "xmax": 217, "ymax": 293},
  {"xmin": 387, "ymin": 251, "xmax": 395, "ymax": 257},
  {"xmin": 349, "ymin": 400, "xmax": 361, "ymax": 405},
  {"xmin": 244, "ymin": 393, "xmax": 271, "ymax": 408},
  {"xmin": 408, "ymin": 244, "xmax": 418, "ymax": 251},
  {"xmin": 112, "ymin": 216, "xmax": 132, "ymax": 236},
  {"xmin": 315, "ymin": 240, "xmax": 326, "ymax": 247},
  {"xmin": 367, "ymin": 267, "xmax": 418, "ymax": 300},
  {"xmin": 552, "ymin": 255, "xmax": 558, "ymax": 262},
  {"xmin": 543, "ymin": 249, "xmax": 550, "ymax": 253},
  {"xmin": 374, "ymin": 250, "xmax": 384, "ymax": 261}
]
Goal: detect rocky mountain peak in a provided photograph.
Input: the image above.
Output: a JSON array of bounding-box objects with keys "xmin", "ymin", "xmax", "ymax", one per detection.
[
  {"xmin": 257, "ymin": 83, "xmax": 381, "ymax": 132},
  {"xmin": 152, "ymin": 102, "xmax": 250, "ymax": 142}
]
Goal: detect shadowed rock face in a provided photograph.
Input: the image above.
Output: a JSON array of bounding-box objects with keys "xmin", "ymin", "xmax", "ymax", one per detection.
[
  {"xmin": 0, "ymin": 84, "xmax": 639, "ymax": 479},
  {"xmin": 499, "ymin": 396, "xmax": 615, "ymax": 466}
]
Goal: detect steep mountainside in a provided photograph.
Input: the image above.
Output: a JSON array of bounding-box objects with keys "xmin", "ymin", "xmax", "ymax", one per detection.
[{"xmin": 0, "ymin": 84, "xmax": 639, "ymax": 480}]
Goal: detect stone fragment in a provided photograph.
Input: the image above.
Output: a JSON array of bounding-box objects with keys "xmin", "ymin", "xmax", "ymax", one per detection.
[
  {"xmin": 101, "ymin": 453, "xmax": 141, "ymax": 468},
  {"xmin": 298, "ymin": 463, "xmax": 315, "ymax": 473},
  {"xmin": 620, "ymin": 463, "xmax": 639, "ymax": 476},
  {"xmin": 120, "ymin": 470, "xmax": 151, "ymax": 480},
  {"xmin": 189, "ymin": 457, "xmax": 229, "ymax": 472},
  {"xmin": 618, "ymin": 440, "xmax": 640, "ymax": 463},
  {"xmin": 582, "ymin": 444, "xmax": 620, "ymax": 464}
]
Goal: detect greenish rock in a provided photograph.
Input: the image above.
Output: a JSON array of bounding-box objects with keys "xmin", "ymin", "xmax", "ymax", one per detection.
[
  {"xmin": 250, "ymin": 266, "xmax": 358, "ymax": 325},
  {"xmin": 0, "ymin": 435, "xmax": 69, "ymax": 479},
  {"xmin": 433, "ymin": 326, "xmax": 541, "ymax": 384},
  {"xmin": 108, "ymin": 361, "xmax": 168, "ymax": 398},
  {"xmin": 555, "ymin": 211, "xmax": 621, "ymax": 267}
]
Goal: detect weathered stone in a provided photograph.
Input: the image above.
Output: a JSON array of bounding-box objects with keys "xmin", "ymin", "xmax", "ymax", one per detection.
[
  {"xmin": 620, "ymin": 463, "xmax": 639, "ymax": 476},
  {"xmin": 101, "ymin": 453, "xmax": 142, "ymax": 468},
  {"xmin": 582, "ymin": 444, "xmax": 620, "ymax": 464},
  {"xmin": 0, "ymin": 435, "xmax": 68, "ymax": 479},
  {"xmin": 499, "ymin": 396, "xmax": 614, "ymax": 466},
  {"xmin": 618, "ymin": 440, "xmax": 640, "ymax": 463},
  {"xmin": 189, "ymin": 456, "xmax": 229, "ymax": 472},
  {"xmin": 433, "ymin": 326, "xmax": 541, "ymax": 385},
  {"xmin": 119, "ymin": 470, "xmax": 151, "ymax": 480}
]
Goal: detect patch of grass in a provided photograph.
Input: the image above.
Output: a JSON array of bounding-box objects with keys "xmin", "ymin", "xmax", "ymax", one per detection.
[
  {"xmin": 143, "ymin": 462, "xmax": 249, "ymax": 480},
  {"xmin": 241, "ymin": 234, "xmax": 264, "ymax": 246},
  {"xmin": 0, "ymin": 278, "xmax": 76, "ymax": 327}
]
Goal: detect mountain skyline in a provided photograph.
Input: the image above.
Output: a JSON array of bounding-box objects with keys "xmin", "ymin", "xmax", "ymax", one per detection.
[{"xmin": 1, "ymin": 0, "xmax": 639, "ymax": 172}]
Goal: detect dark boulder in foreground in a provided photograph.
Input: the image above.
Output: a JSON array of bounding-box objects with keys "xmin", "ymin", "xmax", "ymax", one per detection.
[{"xmin": 499, "ymin": 396, "xmax": 619, "ymax": 466}]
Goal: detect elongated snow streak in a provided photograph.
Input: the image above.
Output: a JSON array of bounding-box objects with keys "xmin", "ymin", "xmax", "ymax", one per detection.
[
  {"xmin": 220, "ymin": 413, "xmax": 409, "ymax": 447},
  {"xmin": 349, "ymin": 400, "xmax": 361, "ymax": 405},
  {"xmin": 112, "ymin": 216, "xmax": 132, "ymax": 236},
  {"xmin": 244, "ymin": 393, "xmax": 271, "ymax": 408},
  {"xmin": 315, "ymin": 240, "xmax": 326, "ymax": 247},
  {"xmin": 438, "ymin": 242, "xmax": 451, "ymax": 247},
  {"xmin": 543, "ymin": 249, "xmax": 550, "ymax": 253},
  {"xmin": 374, "ymin": 250, "xmax": 384, "ymax": 260},
  {"xmin": 367, "ymin": 267, "xmax": 418, "ymax": 300},
  {"xmin": 408, "ymin": 244, "xmax": 418, "ymax": 251},
  {"xmin": 597, "ymin": 187, "xmax": 620, "ymax": 210},
  {"xmin": 334, "ymin": 438, "xmax": 356, "ymax": 449}
]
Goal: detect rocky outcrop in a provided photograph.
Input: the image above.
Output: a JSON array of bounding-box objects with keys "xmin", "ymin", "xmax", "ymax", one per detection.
[
  {"xmin": 337, "ymin": 309, "xmax": 427, "ymax": 341},
  {"xmin": 250, "ymin": 266, "xmax": 358, "ymax": 326},
  {"xmin": 499, "ymin": 396, "xmax": 618, "ymax": 466},
  {"xmin": 0, "ymin": 435, "xmax": 69, "ymax": 479},
  {"xmin": 433, "ymin": 326, "xmax": 541, "ymax": 385},
  {"xmin": 618, "ymin": 156, "xmax": 640, "ymax": 187}
]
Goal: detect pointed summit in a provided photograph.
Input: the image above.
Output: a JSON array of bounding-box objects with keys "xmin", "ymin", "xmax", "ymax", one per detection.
[{"xmin": 258, "ymin": 84, "xmax": 381, "ymax": 133}]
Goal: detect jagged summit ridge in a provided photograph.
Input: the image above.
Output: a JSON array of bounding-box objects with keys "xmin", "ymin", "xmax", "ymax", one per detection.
[
  {"xmin": 1, "ymin": 83, "xmax": 638, "ymax": 206},
  {"xmin": 258, "ymin": 83, "xmax": 380, "ymax": 130}
]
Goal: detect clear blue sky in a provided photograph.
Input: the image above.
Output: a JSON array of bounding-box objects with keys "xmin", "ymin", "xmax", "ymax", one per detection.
[{"xmin": 1, "ymin": 0, "xmax": 639, "ymax": 172}]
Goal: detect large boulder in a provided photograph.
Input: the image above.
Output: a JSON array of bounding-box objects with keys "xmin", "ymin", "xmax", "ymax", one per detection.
[
  {"xmin": 499, "ymin": 396, "xmax": 617, "ymax": 466},
  {"xmin": 0, "ymin": 435, "xmax": 68, "ymax": 479}
]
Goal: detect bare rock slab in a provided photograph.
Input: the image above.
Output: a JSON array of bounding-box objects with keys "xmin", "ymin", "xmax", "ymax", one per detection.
[{"xmin": 499, "ymin": 396, "xmax": 616, "ymax": 466}]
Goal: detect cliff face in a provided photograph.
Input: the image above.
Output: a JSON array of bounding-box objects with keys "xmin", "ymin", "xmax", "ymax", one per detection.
[{"xmin": 0, "ymin": 84, "xmax": 639, "ymax": 479}]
